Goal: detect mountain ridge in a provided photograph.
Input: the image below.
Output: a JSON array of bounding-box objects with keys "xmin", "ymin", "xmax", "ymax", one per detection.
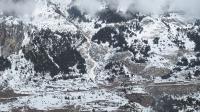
[{"xmin": 0, "ymin": 0, "xmax": 200, "ymax": 111}]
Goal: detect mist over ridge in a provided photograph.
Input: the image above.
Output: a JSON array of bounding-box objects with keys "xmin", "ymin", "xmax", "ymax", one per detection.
[{"xmin": 74, "ymin": 0, "xmax": 200, "ymax": 18}]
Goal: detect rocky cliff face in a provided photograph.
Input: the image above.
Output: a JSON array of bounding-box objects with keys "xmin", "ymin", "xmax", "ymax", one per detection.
[
  {"xmin": 0, "ymin": 0, "xmax": 200, "ymax": 111},
  {"xmin": 0, "ymin": 21, "xmax": 24, "ymax": 57}
]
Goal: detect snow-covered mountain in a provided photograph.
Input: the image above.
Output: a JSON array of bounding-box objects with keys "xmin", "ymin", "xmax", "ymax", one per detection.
[{"xmin": 0, "ymin": 0, "xmax": 200, "ymax": 111}]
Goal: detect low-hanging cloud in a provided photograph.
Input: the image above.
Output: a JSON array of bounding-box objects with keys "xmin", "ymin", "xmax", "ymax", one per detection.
[
  {"xmin": 169, "ymin": 0, "xmax": 200, "ymax": 18},
  {"xmin": 73, "ymin": 0, "xmax": 103, "ymax": 16},
  {"xmin": 0, "ymin": 0, "xmax": 35, "ymax": 16},
  {"xmin": 73, "ymin": 0, "xmax": 200, "ymax": 18}
]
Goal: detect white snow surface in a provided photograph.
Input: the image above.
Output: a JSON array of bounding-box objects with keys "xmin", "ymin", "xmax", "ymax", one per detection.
[{"xmin": 0, "ymin": 0, "xmax": 199, "ymax": 111}]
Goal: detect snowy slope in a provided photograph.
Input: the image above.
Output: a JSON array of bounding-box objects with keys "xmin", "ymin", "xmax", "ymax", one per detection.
[{"xmin": 0, "ymin": 0, "xmax": 200, "ymax": 111}]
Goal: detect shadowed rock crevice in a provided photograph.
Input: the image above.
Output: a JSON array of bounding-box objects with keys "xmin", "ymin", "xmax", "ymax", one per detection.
[
  {"xmin": 154, "ymin": 95, "xmax": 200, "ymax": 112},
  {"xmin": 92, "ymin": 24, "xmax": 149, "ymax": 64},
  {"xmin": 0, "ymin": 56, "xmax": 11, "ymax": 71},
  {"xmin": 67, "ymin": 6, "xmax": 89, "ymax": 22},
  {"xmin": 104, "ymin": 61, "xmax": 127, "ymax": 82},
  {"xmin": 97, "ymin": 8, "xmax": 142, "ymax": 23},
  {"xmin": 187, "ymin": 31, "xmax": 200, "ymax": 52},
  {"xmin": 23, "ymin": 29, "xmax": 86, "ymax": 78},
  {"xmin": 92, "ymin": 26, "xmax": 128, "ymax": 50}
]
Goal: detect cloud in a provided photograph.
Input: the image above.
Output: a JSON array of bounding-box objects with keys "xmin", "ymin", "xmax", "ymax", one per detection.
[
  {"xmin": 73, "ymin": 0, "xmax": 103, "ymax": 16},
  {"xmin": 0, "ymin": 0, "xmax": 36, "ymax": 16},
  {"xmin": 73, "ymin": 0, "xmax": 200, "ymax": 18},
  {"xmin": 169, "ymin": 0, "xmax": 200, "ymax": 18}
]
